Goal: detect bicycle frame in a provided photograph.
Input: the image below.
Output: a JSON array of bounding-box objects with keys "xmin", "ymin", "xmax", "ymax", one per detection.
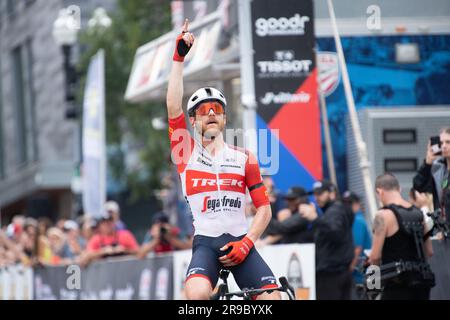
[{"xmin": 210, "ymin": 269, "xmax": 296, "ymax": 300}]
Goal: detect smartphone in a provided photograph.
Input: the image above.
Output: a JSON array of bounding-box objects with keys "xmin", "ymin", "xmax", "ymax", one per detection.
[{"xmin": 430, "ymin": 136, "xmax": 442, "ymax": 155}]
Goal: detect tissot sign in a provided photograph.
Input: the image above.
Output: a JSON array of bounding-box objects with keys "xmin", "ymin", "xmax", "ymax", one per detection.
[{"xmin": 251, "ymin": 0, "xmax": 321, "ymax": 191}]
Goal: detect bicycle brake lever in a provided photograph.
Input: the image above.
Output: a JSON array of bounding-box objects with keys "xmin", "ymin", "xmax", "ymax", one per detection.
[{"xmin": 279, "ymin": 277, "xmax": 296, "ymax": 300}]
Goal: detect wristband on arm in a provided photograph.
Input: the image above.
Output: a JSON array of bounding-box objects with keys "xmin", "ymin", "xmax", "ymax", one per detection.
[{"xmin": 173, "ymin": 32, "xmax": 191, "ymax": 62}]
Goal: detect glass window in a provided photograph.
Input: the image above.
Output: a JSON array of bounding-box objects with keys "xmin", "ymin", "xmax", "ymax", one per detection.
[{"xmin": 11, "ymin": 41, "xmax": 37, "ymax": 166}]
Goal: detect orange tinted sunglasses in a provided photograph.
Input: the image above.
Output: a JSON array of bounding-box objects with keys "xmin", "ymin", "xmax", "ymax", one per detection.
[{"xmin": 195, "ymin": 102, "xmax": 225, "ymax": 116}]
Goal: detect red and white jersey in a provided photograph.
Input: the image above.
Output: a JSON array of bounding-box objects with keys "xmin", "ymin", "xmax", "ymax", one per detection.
[{"xmin": 168, "ymin": 114, "xmax": 269, "ymax": 237}]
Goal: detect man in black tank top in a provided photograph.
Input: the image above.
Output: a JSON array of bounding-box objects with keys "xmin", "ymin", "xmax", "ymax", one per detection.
[{"xmin": 369, "ymin": 173, "xmax": 435, "ymax": 300}]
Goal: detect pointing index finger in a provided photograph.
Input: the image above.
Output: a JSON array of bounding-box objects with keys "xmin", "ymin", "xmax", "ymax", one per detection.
[{"xmin": 182, "ymin": 18, "xmax": 189, "ymax": 33}]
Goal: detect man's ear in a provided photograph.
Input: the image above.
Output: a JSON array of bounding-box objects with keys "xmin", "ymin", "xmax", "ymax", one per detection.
[
  {"xmin": 375, "ymin": 188, "xmax": 382, "ymax": 198},
  {"xmin": 223, "ymin": 113, "xmax": 227, "ymax": 126},
  {"xmin": 189, "ymin": 116, "xmax": 195, "ymax": 127}
]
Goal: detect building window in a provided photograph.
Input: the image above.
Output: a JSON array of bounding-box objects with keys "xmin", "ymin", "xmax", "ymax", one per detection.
[
  {"xmin": 11, "ymin": 40, "xmax": 37, "ymax": 167},
  {"xmin": 383, "ymin": 129, "xmax": 416, "ymax": 144},
  {"xmin": 6, "ymin": 0, "xmax": 17, "ymax": 17},
  {"xmin": 384, "ymin": 158, "xmax": 418, "ymax": 173}
]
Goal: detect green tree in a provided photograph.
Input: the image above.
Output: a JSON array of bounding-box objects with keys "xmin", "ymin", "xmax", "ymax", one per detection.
[{"xmin": 77, "ymin": 0, "xmax": 172, "ymax": 202}]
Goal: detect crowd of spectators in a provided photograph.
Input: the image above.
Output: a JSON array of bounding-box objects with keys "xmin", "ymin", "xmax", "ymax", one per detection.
[{"xmin": 0, "ymin": 200, "xmax": 193, "ymax": 269}]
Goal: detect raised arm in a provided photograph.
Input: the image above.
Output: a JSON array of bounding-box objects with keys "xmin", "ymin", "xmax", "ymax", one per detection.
[{"xmin": 166, "ymin": 19, "xmax": 194, "ymax": 119}]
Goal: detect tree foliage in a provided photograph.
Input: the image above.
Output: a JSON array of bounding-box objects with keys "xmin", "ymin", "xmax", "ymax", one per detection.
[{"xmin": 77, "ymin": 0, "xmax": 172, "ymax": 202}]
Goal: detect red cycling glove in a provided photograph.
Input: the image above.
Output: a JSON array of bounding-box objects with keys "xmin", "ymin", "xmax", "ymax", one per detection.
[
  {"xmin": 173, "ymin": 32, "xmax": 192, "ymax": 62},
  {"xmin": 224, "ymin": 236, "xmax": 254, "ymax": 265}
]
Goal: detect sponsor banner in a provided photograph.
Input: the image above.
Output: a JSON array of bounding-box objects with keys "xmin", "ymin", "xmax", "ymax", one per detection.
[
  {"xmin": 250, "ymin": 0, "xmax": 321, "ymax": 191},
  {"xmin": 173, "ymin": 244, "xmax": 315, "ymax": 300},
  {"xmin": 82, "ymin": 50, "xmax": 106, "ymax": 219},
  {"xmin": 34, "ymin": 255, "xmax": 173, "ymax": 300},
  {"xmin": 251, "ymin": 0, "xmax": 316, "ymax": 121},
  {"xmin": 0, "ymin": 265, "xmax": 33, "ymax": 300},
  {"xmin": 173, "ymin": 249, "xmax": 192, "ymax": 300},
  {"xmin": 261, "ymin": 244, "xmax": 315, "ymax": 300}
]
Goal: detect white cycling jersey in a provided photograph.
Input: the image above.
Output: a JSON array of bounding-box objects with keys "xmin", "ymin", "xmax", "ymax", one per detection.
[{"xmin": 168, "ymin": 114, "xmax": 269, "ymax": 237}]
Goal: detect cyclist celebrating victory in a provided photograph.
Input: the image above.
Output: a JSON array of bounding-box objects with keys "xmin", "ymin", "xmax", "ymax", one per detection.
[{"xmin": 167, "ymin": 19, "xmax": 280, "ymax": 300}]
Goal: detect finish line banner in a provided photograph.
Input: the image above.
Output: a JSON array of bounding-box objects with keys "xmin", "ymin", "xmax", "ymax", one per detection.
[{"xmin": 251, "ymin": 0, "xmax": 321, "ymax": 192}]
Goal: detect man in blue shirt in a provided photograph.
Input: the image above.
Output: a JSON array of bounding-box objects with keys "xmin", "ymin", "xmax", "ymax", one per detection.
[{"xmin": 342, "ymin": 191, "xmax": 372, "ymax": 299}]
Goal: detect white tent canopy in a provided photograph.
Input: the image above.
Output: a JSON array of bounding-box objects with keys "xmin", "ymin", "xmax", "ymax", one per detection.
[{"xmin": 125, "ymin": 10, "xmax": 239, "ymax": 103}]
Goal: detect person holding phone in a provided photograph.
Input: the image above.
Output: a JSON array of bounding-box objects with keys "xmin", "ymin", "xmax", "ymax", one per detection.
[{"xmin": 413, "ymin": 127, "xmax": 450, "ymax": 223}]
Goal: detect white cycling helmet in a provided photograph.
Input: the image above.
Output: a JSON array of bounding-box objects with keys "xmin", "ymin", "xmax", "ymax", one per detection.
[{"xmin": 187, "ymin": 87, "xmax": 227, "ymax": 116}]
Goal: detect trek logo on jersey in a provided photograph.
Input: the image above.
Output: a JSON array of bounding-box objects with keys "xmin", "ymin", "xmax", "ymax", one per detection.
[
  {"xmin": 201, "ymin": 195, "xmax": 242, "ymax": 213},
  {"xmin": 186, "ymin": 170, "xmax": 246, "ymax": 196}
]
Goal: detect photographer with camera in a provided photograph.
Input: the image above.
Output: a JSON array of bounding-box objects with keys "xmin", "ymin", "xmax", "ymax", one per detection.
[
  {"xmin": 137, "ymin": 212, "xmax": 192, "ymax": 258},
  {"xmin": 413, "ymin": 127, "xmax": 450, "ymax": 223},
  {"xmin": 369, "ymin": 173, "xmax": 435, "ymax": 300},
  {"xmin": 86, "ymin": 211, "xmax": 139, "ymax": 263}
]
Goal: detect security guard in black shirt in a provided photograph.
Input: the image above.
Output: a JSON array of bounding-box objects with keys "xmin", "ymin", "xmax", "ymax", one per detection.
[{"xmin": 369, "ymin": 173, "xmax": 435, "ymax": 300}]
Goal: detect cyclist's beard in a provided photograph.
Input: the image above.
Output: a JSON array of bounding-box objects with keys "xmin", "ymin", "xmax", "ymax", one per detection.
[{"xmin": 201, "ymin": 121, "xmax": 224, "ymax": 141}]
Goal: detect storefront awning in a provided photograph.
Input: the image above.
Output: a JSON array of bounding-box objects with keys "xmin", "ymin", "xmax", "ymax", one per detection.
[{"xmin": 125, "ymin": 10, "xmax": 239, "ymax": 103}]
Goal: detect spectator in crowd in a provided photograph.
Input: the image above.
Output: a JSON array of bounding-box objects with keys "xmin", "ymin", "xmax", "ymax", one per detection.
[
  {"xmin": 263, "ymin": 187, "xmax": 314, "ymax": 245},
  {"xmin": 46, "ymin": 227, "xmax": 66, "ymax": 265},
  {"xmin": 409, "ymin": 188, "xmax": 435, "ymax": 239},
  {"xmin": 86, "ymin": 211, "xmax": 139, "ymax": 262},
  {"xmin": 79, "ymin": 216, "xmax": 97, "ymax": 242},
  {"xmin": 37, "ymin": 217, "xmax": 52, "ymax": 239},
  {"xmin": 20, "ymin": 218, "xmax": 39, "ymax": 266},
  {"xmin": 369, "ymin": 173, "xmax": 434, "ymax": 300},
  {"xmin": 60, "ymin": 220, "xmax": 86, "ymax": 260},
  {"xmin": 413, "ymin": 127, "xmax": 450, "ymax": 222},
  {"xmin": 137, "ymin": 212, "xmax": 192, "ymax": 258},
  {"xmin": 6, "ymin": 215, "xmax": 25, "ymax": 243},
  {"xmin": 0, "ymin": 228, "xmax": 27, "ymax": 266},
  {"xmin": 105, "ymin": 200, "xmax": 127, "ymax": 231},
  {"xmin": 36, "ymin": 217, "xmax": 53, "ymax": 264},
  {"xmin": 262, "ymin": 175, "xmax": 285, "ymax": 220},
  {"xmin": 299, "ymin": 180, "xmax": 355, "ymax": 300},
  {"xmin": 342, "ymin": 191, "xmax": 372, "ymax": 298},
  {"xmin": 409, "ymin": 188, "xmax": 434, "ymax": 213},
  {"xmin": 56, "ymin": 218, "xmax": 67, "ymax": 231}
]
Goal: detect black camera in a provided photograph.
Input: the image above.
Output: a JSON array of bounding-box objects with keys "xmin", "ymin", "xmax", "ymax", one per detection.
[{"xmin": 160, "ymin": 226, "xmax": 169, "ymax": 235}]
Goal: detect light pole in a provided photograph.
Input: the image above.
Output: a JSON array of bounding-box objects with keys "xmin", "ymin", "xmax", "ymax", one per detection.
[
  {"xmin": 53, "ymin": 8, "xmax": 80, "ymax": 118},
  {"xmin": 53, "ymin": 8, "xmax": 81, "ymax": 218},
  {"xmin": 88, "ymin": 7, "xmax": 112, "ymax": 32}
]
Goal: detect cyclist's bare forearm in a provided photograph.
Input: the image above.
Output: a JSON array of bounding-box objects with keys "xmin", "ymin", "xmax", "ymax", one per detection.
[
  {"xmin": 166, "ymin": 61, "xmax": 184, "ymax": 119},
  {"xmin": 247, "ymin": 204, "xmax": 272, "ymax": 243}
]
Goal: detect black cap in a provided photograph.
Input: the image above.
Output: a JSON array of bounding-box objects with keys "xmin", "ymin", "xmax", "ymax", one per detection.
[
  {"xmin": 312, "ymin": 180, "xmax": 336, "ymax": 194},
  {"xmin": 283, "ymin": 187, "xmax": 309, "ymax": 200},
  {"xmin": 152, "ymin": 212, "xmax": 169, "ymax": 224},
  {"xmin": 342, "ymin": 190, "xmax": 360, "ymax": 203}
]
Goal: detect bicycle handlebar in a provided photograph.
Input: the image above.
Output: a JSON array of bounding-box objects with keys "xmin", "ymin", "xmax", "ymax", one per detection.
[{"xmin": 210, "ymin": 276, "xmax": 296, "ymax": 300}]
